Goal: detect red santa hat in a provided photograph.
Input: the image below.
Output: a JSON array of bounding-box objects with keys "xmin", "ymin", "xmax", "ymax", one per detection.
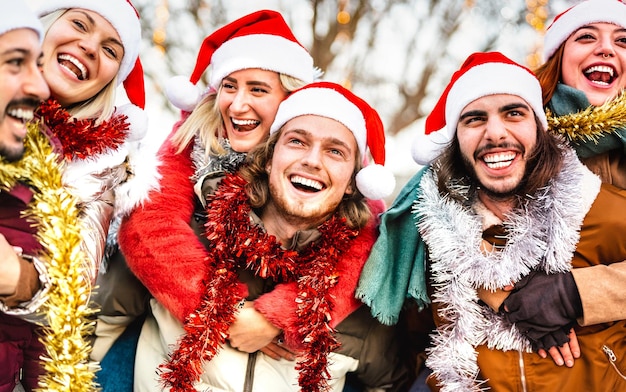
[
  {"xmin": 2, "ymin": 0, "xmax": 43, "ymax": 42},
  {"xmin": 543, "ymin": 0, "xmax": 626, "ymax": 60},
  {"xmin": 269, "ymin": 81, "xmax": 395, "ymax": 200},
  {"xmin": 165, "ymin": 9, "xmax": 318, "ymax": 112},
  {"xmin": 413, "ymin": 52, "xmax": 547, "ymax": 165}
]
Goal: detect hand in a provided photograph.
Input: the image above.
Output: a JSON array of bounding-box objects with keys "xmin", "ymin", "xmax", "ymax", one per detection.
[
  {"xmin": 477, "ymin": 287, "xmax": 511, "ymax": 312},
  {"xmin": 537, "ymin": 328, "xmax": 580, "ymax": 367},
  {"xmin": 502, "ymin": 270, "xmax": 582, "ymax": 345},
  {"xmin": 0, "ymin": 235, "xmax": 21, "ymax": 295},
  {"xmin": 228, "ymin": 301, "xmax": 281, "ymax": 353},
  {"xmin": 259, "ymin": 337, "xmax": 297, "ymax": 361}
]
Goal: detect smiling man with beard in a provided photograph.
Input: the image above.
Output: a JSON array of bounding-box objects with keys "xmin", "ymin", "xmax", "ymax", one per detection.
[
  {"xmin": 122, "ymin": 82, "xmax": 407, "ymax": 392},
  {"xmin": 0, "ymin": 1, "xmax": 52, "ymax": 391},
  {"xmin": 357, "ymin": 51, "xmax": 626, "ymax": 392},
  {"xmin": 0, "ymin": 0, "xmax": 48, "ymax": 162}
]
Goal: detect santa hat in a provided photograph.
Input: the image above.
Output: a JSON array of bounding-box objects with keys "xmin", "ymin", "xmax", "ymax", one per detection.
[
  {"xmin": 165, "ymin": 9, "xmax": 317, "ymax": 112},
  {"xmin": 543, "ymin": 0, "xmax": 626, "ymax": 60},
  {"xmin": 34, "ymin": 0, "xmax": 146, "ymax": 139},
  {"xmin": 413, "ymin": 52, "xmax": 547, "ymax": 165},
  {"xmin": 269, "ymin": 81, "xmax": 395, "ymax": 200},
  {"xmin": 2, "ymin": 0, "xmax": 43, "ymax": 42}
]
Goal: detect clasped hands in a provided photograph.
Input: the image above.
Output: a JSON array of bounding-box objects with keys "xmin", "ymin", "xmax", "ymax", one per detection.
[{"xmin": 478, "ymin": 270, "xmax": 582, "ymax": 368}]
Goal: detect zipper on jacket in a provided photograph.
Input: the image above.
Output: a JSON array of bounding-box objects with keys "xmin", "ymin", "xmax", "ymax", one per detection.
[
  {"xmin": 243, "ymin": 352, "xmax": 258, "ymax": 392},
  {"xmin": 602, "ymin": 345, "xmax": 626, "ymax": 380},
  {"xmin": 518, "ymin": 351, "xmax": 528, "ymax": 392}
]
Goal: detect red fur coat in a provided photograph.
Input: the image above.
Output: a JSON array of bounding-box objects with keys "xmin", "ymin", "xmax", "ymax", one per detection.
[{"xmin": 118, "ymin": 132, "xmax": 383, "ymax": 349}]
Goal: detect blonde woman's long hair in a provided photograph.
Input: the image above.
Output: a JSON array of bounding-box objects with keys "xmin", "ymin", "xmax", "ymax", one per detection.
[
  {"xmin": 40, "ymin": 10, "xmax": 119, "ymax": 123},
  {"xmin": 171, "ymin": 73, "xmax": 307, "ymax": 157}
]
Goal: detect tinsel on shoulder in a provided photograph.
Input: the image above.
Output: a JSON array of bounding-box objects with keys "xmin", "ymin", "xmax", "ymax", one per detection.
[
  {"xmin": 547, "ymin": 91, "xmax": 626, "ymax": 143},
  {"xmin": 37, "ymin": 99, "xmax": 129, "ymax": 161},
  {"xmin": 0, "ymin": 122, "xmax": 98, "ymax": 392},
  {"xmin": 161, "ymin": 173, "xmax": 358, "ymax": 392}
]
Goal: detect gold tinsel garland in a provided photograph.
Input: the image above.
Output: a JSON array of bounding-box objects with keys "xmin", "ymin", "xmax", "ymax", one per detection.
[
  {"xmin": 547, "ymin": 91, "xmax": 626, "ymax": 143},
  {"xmin": 0, "ymin": 123, "xmax": 97, "ymax": 391}
]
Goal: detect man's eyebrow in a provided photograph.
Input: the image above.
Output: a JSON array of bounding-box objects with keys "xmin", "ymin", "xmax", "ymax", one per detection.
[
  {"xmin": 499, "ymin": 102, "xmax": 531, "ymax": 113},
  {"xmin": 459, "ymin": 110, "xmax": 486, "ymax": 121},
  {"xmin": 0, "ymin": 48, "xmax": 29, "ymax": 57}
]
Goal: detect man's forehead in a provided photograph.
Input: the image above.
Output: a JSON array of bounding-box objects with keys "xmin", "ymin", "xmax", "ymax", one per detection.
[{"xmin": 0, "ymin": 28, "xmax": 40, "ymax": 53}]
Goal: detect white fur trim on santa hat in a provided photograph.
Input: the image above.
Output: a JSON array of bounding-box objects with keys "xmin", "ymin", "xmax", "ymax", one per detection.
[
  {"xmin": 543, "ymin": 0, "xmax": 626, "ymax": 60},
  {"xmin": 34, "ymin": 0, "xmax": 141, "ymax": 84},
  {"xmin": 209, "ymin": 34, "xmax": 315, "ymax": 89},
  {"xmin": 2, "ymin": 0, "xmax": 42, "ymax": 41},
  {"xmin": 270, "ymin": 87, "xmax": 367, "ymax": 155},
  {"xmin": 412, "ymin": 125, "xmax": 457, "ymax": 166},
  {"xmin": 165, "ymin": 75, "xmax": 201, "ymax": 112},
  {"xmin": 445, "ymin": 62, "xmax": 547, "ymax": 132}
]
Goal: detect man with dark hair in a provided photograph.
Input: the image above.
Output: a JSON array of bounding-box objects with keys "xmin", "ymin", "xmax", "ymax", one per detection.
[
  {"xmin": 357, "ymin": 52, "xmax": 626, "ymax": 391},
  {"xmin": 0, "ymin": 1, "xmax": 51, "ymax": 390}
]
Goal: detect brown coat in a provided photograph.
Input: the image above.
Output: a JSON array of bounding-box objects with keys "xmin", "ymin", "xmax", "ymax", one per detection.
[
  {"xmin": 581, "ymin": 149, "xmax": 626, "ymax": 190},
  {"xmin": 428, "ymin": 183, "xmax": 626, "ymax": 391}
]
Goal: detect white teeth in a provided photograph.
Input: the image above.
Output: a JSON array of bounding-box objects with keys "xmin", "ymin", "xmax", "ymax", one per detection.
[
  {"xmin": 291, "ymin": 175, "xmax": 323, "ymax": 190},
  {"xmin": 585, "ymin": 65, "xmax": 614, "ymax": 77},
  {"xmin": 8, "ymin": 108, "xmax": 34, "ymax": 122},
  {"xmin": 232, "ymin": 118, "xmax": 259, "ymax": 126},
  {"xmin": 486, "ymin": 160, "xmax": 512, "ymax": 169},
  {"xmin": 58, "ymin": 54, "xmax": 87, "ymax": 80},
  {"xmin": 483, "ymin": 152, "xmax": 515, "ymax": 169}
]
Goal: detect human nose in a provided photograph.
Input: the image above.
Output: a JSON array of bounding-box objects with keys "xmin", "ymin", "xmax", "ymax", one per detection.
[
  {"xmin": 25, "ymin": 64, "xmax": 50, "ymax": 101},
  {"xmin": 484, "ymin": 117, "xmax": 508, "ymax": 142},
  {"xmin": 301, "ymin": 144, "xmax": 323, "ymax": 168},
  {"xmin": 596, "ymin": 36, "xmax": 616, "ymax": 59},
  {"xmin": 79, "ymin": 38, "xmax": 97, "ymax": 60},
  {"xmin": 229, "ymin": 90, "xmax": 250, "ymax": 113}
]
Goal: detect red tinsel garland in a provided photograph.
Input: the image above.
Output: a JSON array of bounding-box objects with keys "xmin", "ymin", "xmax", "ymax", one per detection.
[
  {"xmin": 37, "ymin": 99, "xmax": 129, "ymax": 161},
  {"xmin": 161, "ymin": 173, "xmax": 358, "ymax": 392}
]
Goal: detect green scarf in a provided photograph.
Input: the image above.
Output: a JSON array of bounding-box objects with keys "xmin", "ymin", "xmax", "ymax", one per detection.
[{"xmin": 355, "ymin": 166, "xmax": 430, "ymax": 325}]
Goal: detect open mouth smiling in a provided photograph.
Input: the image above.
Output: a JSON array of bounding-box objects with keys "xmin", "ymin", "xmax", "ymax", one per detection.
[
  {"xmin": 482, "ymin": 152, "xmax": 516, "ymax": 169},
  {"xmin": 232, "ymin": 118, "xmax": 260, "ymax": 132},
  {"xmin": 290, "ymin": 175, "xmax": 324, "ymax": 192},
  {"xmin": 7, "ymin": 107, "xmax": 35, "ymax": 123},
  {"xmin": 58, "ymin": 54, "xmax": 88, "ymax": 80},
  {"xmin": 584, "ymin": 65, "xmax": 616, "ymax": 86}
]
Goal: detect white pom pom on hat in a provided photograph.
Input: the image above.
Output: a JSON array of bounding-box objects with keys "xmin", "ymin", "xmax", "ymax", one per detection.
[
  {"xmin": 270, "ymin": 81, "xmax": 395, "ymax": 200},
  {"xmin": 412, "ymin": 51, "xmax": 547, "ymax": 166},
  {"xmin": 165, "ymin": 75, "xmax": 201, "ymax": 113},
  {"xmin": 543, "ymin": 0, "xmax": 626, "ymax": 61},
  {"xmin": 165, "ymin": 9, "xmax": 317, "ymax": 112},
  {"xmin": 115, "ymin": 103, "xmax": 147, "ymax": 142}
]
